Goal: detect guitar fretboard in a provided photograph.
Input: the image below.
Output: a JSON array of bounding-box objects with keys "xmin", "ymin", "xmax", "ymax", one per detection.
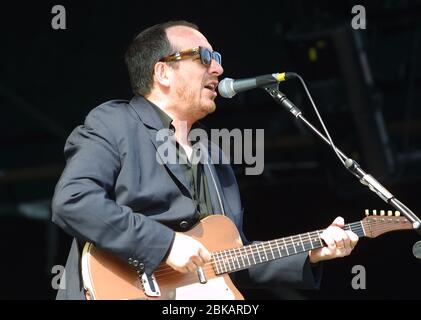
[{"xmin": 211, "ymin": 221, "xmax": 365, "ymax": 275}]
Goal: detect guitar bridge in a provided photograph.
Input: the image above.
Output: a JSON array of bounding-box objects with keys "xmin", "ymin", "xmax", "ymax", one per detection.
[{"xmin": 140, "ymin": 273, "xmax": 161, "ymax": 297}]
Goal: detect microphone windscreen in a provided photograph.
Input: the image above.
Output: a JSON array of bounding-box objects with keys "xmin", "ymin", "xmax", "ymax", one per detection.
[
  {"xmin": 413, "ymin": 240, "xmax": 421, "ymax": 259},
  {"xmin": 218, "ymin": 78, "xmax": 235, "ymax": 98}
]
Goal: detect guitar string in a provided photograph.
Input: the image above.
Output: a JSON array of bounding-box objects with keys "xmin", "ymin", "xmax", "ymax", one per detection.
[
  {"xmin": 151, "ymin": 225, "xmax": 369, "ymax": 281},
  {"xmin": 152, "ymin": 221, "xmax": 366, "ymax": 276},
  {"xmin": 152, "ymin": 223, "xmax": 401, "ymax": 279},
  {"xmin": 152, "ymin": 220, "xmax": 403, "ymax": 277},
  {"xmin": 151, "ymin": 220, "xmax": 404, "ymax": 278},
  {"xmin": 151, "ymin": 229, "xmax": 399, "ymax": 280}
]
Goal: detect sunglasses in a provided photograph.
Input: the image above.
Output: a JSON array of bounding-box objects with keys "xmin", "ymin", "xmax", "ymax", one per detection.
[{"xmin": 159, "ymin": 46, "xmax": 222, "ymax": 67}]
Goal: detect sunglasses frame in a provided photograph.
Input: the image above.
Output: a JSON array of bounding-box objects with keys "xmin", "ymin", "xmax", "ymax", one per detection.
[{"xmin": 159, "ymin": 46, "xmax": 221, "ymax": 67}]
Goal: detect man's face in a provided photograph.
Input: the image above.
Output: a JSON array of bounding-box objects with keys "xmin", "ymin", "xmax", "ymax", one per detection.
[{"xmin": 165, "ymin": 26, "xmax": 224, "ymax": 122}]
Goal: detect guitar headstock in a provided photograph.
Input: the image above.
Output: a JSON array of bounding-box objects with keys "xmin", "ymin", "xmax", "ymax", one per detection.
[{"xmin": 362, "ymin": 209, "xmax": 413, "ymax": 238}]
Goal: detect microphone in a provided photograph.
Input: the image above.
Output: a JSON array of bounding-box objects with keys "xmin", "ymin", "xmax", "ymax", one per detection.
[
  {"xmin": 413, "ymin": 240, "xmax": 421, "ymax": 259},
  {"xmin": 218, "ymin": 72, "xmax": 296, "ymax": 98}
]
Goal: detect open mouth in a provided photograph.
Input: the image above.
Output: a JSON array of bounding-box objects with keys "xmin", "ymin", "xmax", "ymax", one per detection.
[{"xmin": 204, "ymin": 83, "xmax": 217, "ymax": 92}]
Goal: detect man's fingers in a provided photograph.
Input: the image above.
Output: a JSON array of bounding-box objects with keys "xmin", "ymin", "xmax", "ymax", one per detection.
[
  {"xmin": 190, "ymin": 255, "xmax": 206, "ymax": 268},
  {"xmin": 199, "ymin": 246, "xmax": 211, "ymax": 262},
  {"xmin": 346, "ymin": 230, "xmax": 359, "ymax": 249},
  {"xmin": 188, "ymin": 262, "xmax": 199, "ymax": 273},
  {"xmin": 331, "ymin": 216, "xmax": 345, "ymax": 228},
  {"xmin": 320, "ymin": 229, "xmax": 335, "ymax": 248},
  {"xmin": 165, "ymin": 234, "xmax": 212, "ymax": 273}
]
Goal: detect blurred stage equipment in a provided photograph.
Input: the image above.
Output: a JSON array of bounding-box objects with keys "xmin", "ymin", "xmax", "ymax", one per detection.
[{"xmin": 331, "ymin": 26, "xmax": 395, "ymax": 179}]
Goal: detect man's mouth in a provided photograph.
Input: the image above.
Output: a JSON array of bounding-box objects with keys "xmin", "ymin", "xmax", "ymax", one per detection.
[{"xmin": 204, "ymin": 82, "xmax": 218, "ymax": 92}]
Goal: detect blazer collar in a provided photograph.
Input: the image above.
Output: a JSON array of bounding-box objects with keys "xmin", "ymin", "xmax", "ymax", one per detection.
[
  {"xmin": 128, "ymin": 95, "xmax": 166, "ymax": 130},
  {"xmin": 128, "ymin": 95, "xmax": 193, "ymax": 196}
]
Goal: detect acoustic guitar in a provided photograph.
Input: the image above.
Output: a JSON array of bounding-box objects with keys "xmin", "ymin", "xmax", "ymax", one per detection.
[{"xmin": 81, "ymin": 210, "xmax": 412, "ymax": 300}]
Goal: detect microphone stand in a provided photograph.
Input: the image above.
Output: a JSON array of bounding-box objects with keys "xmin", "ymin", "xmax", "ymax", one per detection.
[{"xmin": 264, "ymin": 85, "xmax": 421, "ymax": 233}]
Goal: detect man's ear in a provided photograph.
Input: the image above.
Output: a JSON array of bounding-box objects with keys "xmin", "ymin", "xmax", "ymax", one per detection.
[{"xmin": 153, "ymin": 62, "xmax": 171, "ymax": 87}]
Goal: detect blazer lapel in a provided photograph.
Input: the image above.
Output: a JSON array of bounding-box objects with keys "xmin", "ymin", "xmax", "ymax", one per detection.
[
  {"xmin": 128, "ymin": 96, "xmax": 192, "ymax": 195},
  {"xmin": 199, "ymin": 137, "xmax": 231, "ymax": 216}
]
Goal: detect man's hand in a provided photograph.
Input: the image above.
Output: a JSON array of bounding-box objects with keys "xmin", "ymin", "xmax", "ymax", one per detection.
[
  {"xmin": 309, "ymin": 216, "xmax": 359, "ymax": 264},
  {"xmin": 165, "ymin": 232, "xmax": 211, "ymax": 273}
]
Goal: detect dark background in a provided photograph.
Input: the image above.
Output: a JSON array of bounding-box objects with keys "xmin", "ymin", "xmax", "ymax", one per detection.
[{"xmin": 1, "ymin": 0, "xmax": 420, "ymax": 300}]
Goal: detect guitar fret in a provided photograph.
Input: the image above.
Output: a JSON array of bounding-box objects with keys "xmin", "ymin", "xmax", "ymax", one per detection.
[
  {"xmin": 277, "ymin": 239, "xmax": 288, "ymax": 257},
  {"xmin": 359, "ymin": 221, "xmax": 366, "ymax": 237},
  {"xmin": 255, "ymin": 243, "xmax": 263, "ymax": 263},
  {"xmin": 216, "ymin": 251, "xmax": 222, "ymax": 273},
  {"xmin": 234, "ymin": 248, "xmax": 241, "ymax": 269},
  {"xmin": 301, "ymin": 233, "xmax": 311, "ymax": 251},
  {"xmin": 310, "ymin": 232, "xmax": 320, "ymax": 248},
  {"xmin": 307, "ymin": 232, "xmax": 314, "ymax": 250},
  {"xmin": 316, "ymin": 230, "xmax": 324, "ymax": 247},
  {"xmin": 218, "ymin": 251, "xmax": 227, "ymax": 274},
  {"xmin": 213, "ymin": 253, "xmax": 221, "ymax": 274},
  {"xmin": 218, "ymin": 252, "xmax": 225, "ymax": 273},
  {"xmin": 231, "ymin": 248, "xmax": 239, "ymax": 270},
  {"xmin": 261, "ymin": 243, "xmax": 269, "ymax": 261},
  {"xmin": 229, "ymin": 249, "xmax": 239, "ymax": 271},
  {"xmin": 223, "ymin": 250, "xmax": 232, "ymax": 273},
  {"xmin": 275, "ymin": 239, "xmax": 283, "ymax": 258},
  {"xmin": 266, "ymin": 241, "xmax": 274, "ymax": 260},
  {"xmin": 249, "ymin": 244, "xmax": 257, "ymax": 265},
  {"xmin": 243, "ymin": 246, "xmax": 252, "ymax": 267},
  {"xmin": 242, "ymin": 247, "xmax": 249, "ymax": 268},
  {"xmin": 290, "ymin": 236, "xmax": 297, "ymax": 254},
  {"xmin": 298, "ymin": 234, "xmax": 305, "ymax": 252},
  {"xmin": 283, "ymin": 238, "xmax": 290, "ymax": 255},
  {"xmin": 218, "ymin": 253, "xmax": 225, "ymax": 273},
  {"xmin": 235, "ymin": 247, "xmax": 245, "ymax": 269}
]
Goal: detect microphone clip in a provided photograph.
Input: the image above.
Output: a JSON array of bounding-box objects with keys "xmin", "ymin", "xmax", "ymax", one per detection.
[{"xmin": 263, "ymin": 85, "xmax": 302, "ymax": 118}]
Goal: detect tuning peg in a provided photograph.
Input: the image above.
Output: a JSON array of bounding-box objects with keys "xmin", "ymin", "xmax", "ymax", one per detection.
[
  {"xmin": 372, "ymin": 209, "xmax": 377, "ymax": 216},
  {"xmin": 395, "ymin": 211, "xmax": 401, "ymax": 217},
  {"xmin": 387, "ymin": 210, "xmax": 393, "ymax": 216},
  {"xmin": 380, "ymin": 210, "xmax": 385, "ymax": 216},
  {"xmin": 365, "ymin": 209, "xmax": 369, "ymax": 216}
]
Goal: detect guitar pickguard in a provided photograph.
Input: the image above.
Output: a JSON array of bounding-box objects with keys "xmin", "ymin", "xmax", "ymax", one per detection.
[{"xmin": 174, "ymin": 277, "xmax": 235, "ymax": 300}]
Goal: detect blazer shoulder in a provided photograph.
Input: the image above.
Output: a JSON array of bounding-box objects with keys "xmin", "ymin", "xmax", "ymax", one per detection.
[
  {"xmin": 84, "ymin": 99, "xmax": 140, "ymax": 129},
  {"xmin": 87, "ymin": 99, "xmax": 130, "ymax": 120}
]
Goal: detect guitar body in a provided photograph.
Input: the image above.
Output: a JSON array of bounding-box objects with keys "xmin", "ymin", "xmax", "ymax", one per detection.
[{"xmin": 81, "ymin": 215, "xmax": 245, "ymax": 300}]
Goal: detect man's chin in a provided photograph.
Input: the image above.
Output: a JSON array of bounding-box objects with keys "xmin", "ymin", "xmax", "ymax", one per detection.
[
  {"xmin": 205, "ymin": 100, "xmax": 217, "ymax": 113},
  {"xmin": 191, "ymin": 100, "xmax": 216, "ymax": 121}
]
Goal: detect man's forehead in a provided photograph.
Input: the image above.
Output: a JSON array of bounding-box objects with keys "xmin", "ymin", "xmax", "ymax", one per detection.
[{"xmin": 166, "ymin": 26, "xmax": 212, "ymax": 50}]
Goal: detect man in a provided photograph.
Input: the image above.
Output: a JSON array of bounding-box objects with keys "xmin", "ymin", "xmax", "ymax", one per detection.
[{"xmin": 52, "ymin": 20, "xmax": 358, "ymax": 300}]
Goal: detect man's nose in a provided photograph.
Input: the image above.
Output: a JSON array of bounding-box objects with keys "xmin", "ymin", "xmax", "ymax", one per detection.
[{"xmin": 209, "ymin": 58, "xmax": 223, "ymax": 76}]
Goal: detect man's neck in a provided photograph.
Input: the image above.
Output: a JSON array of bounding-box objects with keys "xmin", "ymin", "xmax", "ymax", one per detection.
[{"xmin": 146, "ymin": 95, "xmax": 194, "ymax": 146}]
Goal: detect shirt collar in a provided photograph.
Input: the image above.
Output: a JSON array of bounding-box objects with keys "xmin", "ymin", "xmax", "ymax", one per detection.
[
  {"xmin": 145, "ymin": 99, "xmax": 174, "ymax": 131},
  {"xmin": 145, "ymin": 99, "xmax": 209, "ymax": 146}
]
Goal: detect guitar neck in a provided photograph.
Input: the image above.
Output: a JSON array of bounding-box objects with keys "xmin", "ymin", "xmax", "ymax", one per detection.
[{"xmin": 211, "ymin": 221, "xmax": 365, "ymax": 275}]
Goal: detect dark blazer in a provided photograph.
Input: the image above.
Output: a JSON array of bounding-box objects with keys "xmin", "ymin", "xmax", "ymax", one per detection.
[{"xmin": 52, "ymin": 96, "xmax": 320, "ymax": 300}]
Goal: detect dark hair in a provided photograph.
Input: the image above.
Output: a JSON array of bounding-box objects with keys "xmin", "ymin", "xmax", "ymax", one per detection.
[{"xmin": 125, "ymin": 20, "xmax": 199, "ymax": 96}]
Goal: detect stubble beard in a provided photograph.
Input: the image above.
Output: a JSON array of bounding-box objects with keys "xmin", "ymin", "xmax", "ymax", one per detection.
[{"xmin": 176, "ymin": 86, "xmax": 216, "ymax": 122}]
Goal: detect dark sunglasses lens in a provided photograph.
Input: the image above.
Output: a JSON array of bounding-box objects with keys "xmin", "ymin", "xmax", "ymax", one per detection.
[
  {"xmin": 201, "ymin": 49, "xmax": 212, "ymax": 66},
  {"xmin": 214, "ymin": 52, "xmax": 221, "ymax": 65}
]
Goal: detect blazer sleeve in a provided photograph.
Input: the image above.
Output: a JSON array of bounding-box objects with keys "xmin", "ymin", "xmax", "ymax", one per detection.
[{"xmin": 51, "ymin": 110, "xmax": 175, "ymax": 275}]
